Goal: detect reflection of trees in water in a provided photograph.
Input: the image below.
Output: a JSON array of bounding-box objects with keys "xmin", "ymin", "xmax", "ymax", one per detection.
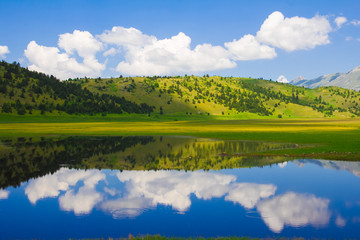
[
  {"xmin": 0, "ymin": 136, "xmax": 154, "ymax": 188},
  {"xmin": 0, "ymin": 136, "xmax": 292, "ymax": 188},
  {"xmin": 141, "ymin": 139, "xmax": 294, "ymax": 170}
]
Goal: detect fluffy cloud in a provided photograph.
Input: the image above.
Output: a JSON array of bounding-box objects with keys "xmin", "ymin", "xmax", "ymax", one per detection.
[
  {"xmin": 257, "ymin": 192, "xmax": 331, "ymax": 233},
  {"xmin": 115, "ymin": 32, "xmax": 236, "ymax": 75},
  {"xmin": 334, "ymin": 17, "xmax": 347, "ymax": 29},
  {"xmin": 25, "ymin": 168, "xmax": 105, "ymax": 209},
  {"xmin": 224, "ymin": 34, "xmax": 276, "ymax": 60},
  {"xmin": 25, "ymin": 30, "xmax": 105, "ymax": 80},
  {"xmin": 225, "ymin": 183, "xmax": 276, "ymax": 209},
  {"xmin": 335, "ymin": 215, "xmax": 346, "ymax": 227},
  {"xmin": 0, "ymin": 189, "xmax": 9, "ymax": 199},
  {"xmin": 350, "ymin": 20, "xmax": 360, "ymax": 26},
  {"xmin": 0, "ymin": 45, "xmax": 10, "ymax": 59},
  {"xmin": 58, "ymin": 30, "xmax": 103, "ymax": 59},
  {"xmin": 98, "ymin": 26, "xmax": 155, "ymax": 47},
  {"xmin": 276, "ymin": 75, "xmax": 289, "ymax": 83},
  {"xmin": 117, "ymin": 170, "xmax": 236, "ymax": 212},
  {"xmin": 24, "ymin": 168, "xmax": 239, "ymax": 216},
  {"xmin": 257, "ymin": 11, "xmax": 332, "ymax": 51},
  {"xmin": 105, "ymin": 30, "xmax": 278, "ymax": 75},
  {"xmin": 23, "ymin": 11, "xmax": 336, "ymax": 77},
  {"xmin": 22, "ymin": 167, "xmax": 336, "ymax": 232},
  {"xmin": 103, "ymin": 47, "xmax": 118, "ymax": 57},
  {"xmin": 58, "ymin": 171, "xmax": 105, "ymax": 215}
]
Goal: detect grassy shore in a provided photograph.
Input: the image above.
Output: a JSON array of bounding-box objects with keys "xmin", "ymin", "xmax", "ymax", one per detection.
[{"xmin": 0, "ymin": 115, "xmax": 359, "ymax": 161}]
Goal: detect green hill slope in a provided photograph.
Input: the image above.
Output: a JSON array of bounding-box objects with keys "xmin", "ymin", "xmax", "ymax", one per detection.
[
  {"xmin": 0, "ymin": 61, "xmax": 154, "ymax": 116},
  {"xmin": 1, "ymin": 60, "xmax": 360, "ymax": 119},
  {"xmin": 75, "ymin": 75, "xmax": 360, "ymax": 118}
]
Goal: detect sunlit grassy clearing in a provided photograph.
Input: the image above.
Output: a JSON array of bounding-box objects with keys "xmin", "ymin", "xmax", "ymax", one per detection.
[{"xmin": 0, "ymin": 119, "xmax": 356, "ymax": 135}]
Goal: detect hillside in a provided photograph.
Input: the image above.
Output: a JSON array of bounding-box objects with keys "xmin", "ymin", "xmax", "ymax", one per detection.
[
  {"xmin": 73, "ymin": 75, "xmax": 360, "ymax": 118},
  {"xmin": 1, "ymin": 60, "xmax": 360, "ymax": 118},
  {"xmin": 292, "ymin": 65, "xmax": 360, "ymax": 91},
  {"xmin": 0, "ymin": 61, "xmax": 154, "ymax": 116}
]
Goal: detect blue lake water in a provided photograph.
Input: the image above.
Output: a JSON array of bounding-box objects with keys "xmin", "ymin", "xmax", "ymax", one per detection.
[{"xmin": 0, "ymin": 136, "xmax": 359, "ymax": 239}]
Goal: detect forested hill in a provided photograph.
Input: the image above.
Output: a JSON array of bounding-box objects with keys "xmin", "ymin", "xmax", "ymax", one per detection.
[
  {"xmin": 73, "ymin": 74, "xmax": 360, "ymax": 118},
  {"xmin": 1, "ymin": 60, "xmax": 360, "ymax": 118},
  {"xmin": 0, "ymin": 61, "xmax": 154, "ymax": 115}
]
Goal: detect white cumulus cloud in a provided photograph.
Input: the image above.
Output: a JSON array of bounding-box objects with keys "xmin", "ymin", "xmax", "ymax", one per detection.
[
  {"xmin": 116, "ymin": 170, "xmax": 236, "ymax": 212},
  {"xmin": 335, "ymin": 215, "xmax": 346, "ymax": 227},
  {"xmin": 22, "ymin": 167, "xmax": 336, "ymax": 230},
  {"xmin": 58, "ymin": 30, "xmax": 103, "ymax": 59},
  {"xmin": 224, "ymin": 34, "xmax": 276, "ymax": 60},
  {"xmin": 350, "ymin": 20, "xmax": 360, "ymax": 26},
  {"xmin": 25, "ymin": 168, "xmax": 105, "ymax": 208},
  {"xmin": 100, "ymin": 170, "xmax": 240, "ymax": 218},
  {"xmin": 0, "ymin": 189, "xmax": 9, "ymax": 199},
  {"xmin": 334, "ymin": 17, "xmax": 347, "ymax": 29},
  {"xmin": 276, "ymin": 75, "xmax": 289, "ymax": 83},
  {"xmin": 25, "ymin": 30, "xmax": 105, "ymax": 80},
  {"xmin": 114, "ymin": 32, "xmax": 236, "ymax": 76},
  {"xmin": 23, "ymin": 11, "xmax": 336, "ymax": 77},
  {"xmin": 257, "ymin": 192, "xmax": 331, "ymax": 233},
  {"xmin": 225, "ymin": 183, "xmax": 276, "ymax": 209},
  {"xmin": 0, "ymin": 45, "xmax": 10, "ymax": 59},
  {"xmin": 98, "ymin": 26, "xmax": 155, "ymax": 47},
  {"xmin": 58, "ymin": 171, "xmax": 105, "ymax": 215},
  {"xmin": 103, "ymin": 47, "xmax": 118, "ymax": 57},
  {"xmin": 257, "ymin": 11, "xmax": 332, "ymax": 51}
]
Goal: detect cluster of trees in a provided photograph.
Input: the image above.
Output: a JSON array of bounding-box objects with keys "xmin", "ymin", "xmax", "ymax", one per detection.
[
  {"xmin": 0, "ymin": 61, "xmax": 154, "ymax": 115},
  {"xmin": 0, "ymin": 136, "xmax": 155, "ymax": 188}
]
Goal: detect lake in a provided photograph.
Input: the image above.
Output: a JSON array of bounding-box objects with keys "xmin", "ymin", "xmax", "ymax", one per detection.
[{"xmin": 0, "ymin": 136, "xmax": 359, "ymax": 239}]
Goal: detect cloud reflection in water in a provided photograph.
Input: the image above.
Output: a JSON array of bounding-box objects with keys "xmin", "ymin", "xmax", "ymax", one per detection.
[
  {"xmin": 0, "ymin": 189, "xmax": 9, "ymax": 199},
  {"xmin": 257, "ymin": 192, "xmax": 331, "ymax": 233},
  {"xmin": 25, "ymin": 168, "xmax": 106, "ymax": 215},
  {"xmin": 23, "ymin": 168, "xmax": 332, "ymax": 232}
]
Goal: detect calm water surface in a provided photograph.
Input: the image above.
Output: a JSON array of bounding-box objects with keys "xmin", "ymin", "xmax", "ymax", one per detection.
[{"xmin": 0, "ymin": 136, "xmax": 359, "ymax": 239}]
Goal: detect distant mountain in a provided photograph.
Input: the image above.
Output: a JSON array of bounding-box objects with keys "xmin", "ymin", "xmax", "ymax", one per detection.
[
  {"xmin": 291, "ymin": 75, "xmax": 306, "ymax": 85},
  {"xmin": 292, "ymin": 66, "xmax": 360, "ymax": 90}
]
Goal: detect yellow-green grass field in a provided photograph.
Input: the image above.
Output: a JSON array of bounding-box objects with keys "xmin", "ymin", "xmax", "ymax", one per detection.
[{"xmin": 0, "ymin": 118, "xmax": 359, "ymax": 161}]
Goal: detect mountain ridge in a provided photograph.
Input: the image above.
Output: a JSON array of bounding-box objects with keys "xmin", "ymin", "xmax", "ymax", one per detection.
[{"xmin": 292, "ymin": 65, "xmax": 360, "ymax": 90}]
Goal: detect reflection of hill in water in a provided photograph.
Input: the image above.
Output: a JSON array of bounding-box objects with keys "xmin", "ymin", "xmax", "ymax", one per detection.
[
  {"xmin": 0, "ymin": 136, "xmax": 294, "ymax": 188},
  {"xmin": 294, "ymin": 159, "xmax": 360, "ymax": 177}
]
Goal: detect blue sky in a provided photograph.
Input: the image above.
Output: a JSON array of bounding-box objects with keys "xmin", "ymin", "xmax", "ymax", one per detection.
[{"xmin": 0, "ymin": 0, "xmax": 359, "ymax": 81}]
